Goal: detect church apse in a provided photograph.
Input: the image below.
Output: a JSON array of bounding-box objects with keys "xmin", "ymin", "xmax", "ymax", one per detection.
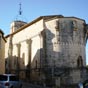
[{"xmin": 5, "ymin": 15, "xmax": 88, "ymax": 88}]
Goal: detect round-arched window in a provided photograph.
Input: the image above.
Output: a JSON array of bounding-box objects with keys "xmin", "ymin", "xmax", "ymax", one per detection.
[{"xmin": 77, "ymin": 56, "xmax": 83, "ymax": 67}]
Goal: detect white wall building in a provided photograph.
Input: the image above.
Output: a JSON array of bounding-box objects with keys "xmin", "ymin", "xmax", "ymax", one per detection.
[{"xmin": 5, "ymin": 15, "xmax": 88, "ymax": 87}]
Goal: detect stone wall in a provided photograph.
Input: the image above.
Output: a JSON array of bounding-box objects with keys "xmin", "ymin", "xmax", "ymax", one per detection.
[
  {"xmin": 0, "ymin": 31, "xmax": 5, "ymax": 74},
  {"xmin": 44, "ymin": 17, "xmax": 87, "ymax": 86},
  {"xmin": 44, "ymin": 18, "xmax": 86, "ymax": 67},
  {"xmin": 5, "ymin": 16, "xmax": 88, "ymax": 87}
]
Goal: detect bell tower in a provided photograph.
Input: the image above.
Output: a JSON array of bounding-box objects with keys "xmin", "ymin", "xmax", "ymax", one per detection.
[{"xmin": 10, "ymin": 2, "xmax": 27, "ymax": 33}]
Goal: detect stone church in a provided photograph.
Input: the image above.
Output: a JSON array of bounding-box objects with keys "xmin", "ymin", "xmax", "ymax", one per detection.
[{"xmin": 5, "ymin": 15, "xmax": 88, "ymax": 87}]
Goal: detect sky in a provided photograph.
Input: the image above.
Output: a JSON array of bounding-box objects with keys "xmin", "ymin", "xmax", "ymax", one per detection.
[{"xmin": 0, "ymin": 0, "xmax": 88, "ymax": 64}]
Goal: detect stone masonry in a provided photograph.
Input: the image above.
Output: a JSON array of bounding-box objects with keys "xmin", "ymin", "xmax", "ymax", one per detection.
[{"xmin": 5, "ymin": 15, "xmax": 88, "ymax": 87}]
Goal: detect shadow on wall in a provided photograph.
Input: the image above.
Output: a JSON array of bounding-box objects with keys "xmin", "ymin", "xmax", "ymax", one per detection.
[
  {"xmin": 5, "ymin": 28, "xmax": 56, "ymax": 83},
  {"xmin": 5, "ymin": 55, "xmax": 26, "ymax": 80},
  {"xmin": 5, "ymin": 27, "xmax": 85, "ymax": 87},
  {"xmin": 26, "ymin": 28, "xmax": 56, "ymax": 85},
  {"xmin": 4, "ymin": 28, "xmax": 73, "ymax": 86}
]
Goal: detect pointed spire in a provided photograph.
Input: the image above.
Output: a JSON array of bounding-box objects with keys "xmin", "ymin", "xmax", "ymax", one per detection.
[{"xmin": 19, "ymin": 2, "xmax": 22, "ymax": 15}]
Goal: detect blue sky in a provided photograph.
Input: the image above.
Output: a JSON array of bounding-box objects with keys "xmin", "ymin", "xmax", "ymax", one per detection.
[{"xmin": 0, "ymin": 0, "xmax": 88, "ymax": 64}]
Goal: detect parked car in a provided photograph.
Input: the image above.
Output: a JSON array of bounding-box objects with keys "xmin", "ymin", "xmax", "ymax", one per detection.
[
  {"xmin": 0, "ymin": 74, "xmax": 22, "ymax": 88},
  {"xmin": 78, "ymin": 82, "xmax": 83, "ymax": 88},
  {"xmin": 83, "ymin": 80, "xmax": 88, "ymax": 88}
]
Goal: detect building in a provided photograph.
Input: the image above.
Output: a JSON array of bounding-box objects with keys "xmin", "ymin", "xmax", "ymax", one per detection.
[
  {"xmin": 5, "ymin": 15, "xmax": 88, "ymax": 87},
  {"xmin": 0, "ymin": 29, "xmax": 6, "ymax": 74}
]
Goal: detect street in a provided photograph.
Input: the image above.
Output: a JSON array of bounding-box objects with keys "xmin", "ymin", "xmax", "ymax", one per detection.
[{"xmin": 22, "ymin": 82, "xmax": 51, "ymax": 88}]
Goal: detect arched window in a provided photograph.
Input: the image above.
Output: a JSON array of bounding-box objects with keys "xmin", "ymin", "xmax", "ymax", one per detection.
[{"xmin": 77, "ymin": 56, "xmax": 83, "ymax": 67}]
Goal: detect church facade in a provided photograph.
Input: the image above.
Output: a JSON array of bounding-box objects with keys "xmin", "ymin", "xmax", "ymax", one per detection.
[{"xmin": 5, "ymin": 15, "xmax": 88, "ymax": 87}]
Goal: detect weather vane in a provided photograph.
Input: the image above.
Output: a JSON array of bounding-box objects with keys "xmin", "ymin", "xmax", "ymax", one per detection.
[{"xmin": 19, "ymin": 2, "xmax": 22, "ymax": 15}]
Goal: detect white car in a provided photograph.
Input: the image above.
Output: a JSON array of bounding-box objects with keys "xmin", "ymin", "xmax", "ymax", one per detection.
[{"xmin": 0, "ymin": 74, "xmax": 22, "ymax": 88}]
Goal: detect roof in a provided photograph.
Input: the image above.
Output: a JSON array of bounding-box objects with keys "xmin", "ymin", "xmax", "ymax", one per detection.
[{"xmin": 5, "ymin": 15, "xmax": 86, "ymax": 38}]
